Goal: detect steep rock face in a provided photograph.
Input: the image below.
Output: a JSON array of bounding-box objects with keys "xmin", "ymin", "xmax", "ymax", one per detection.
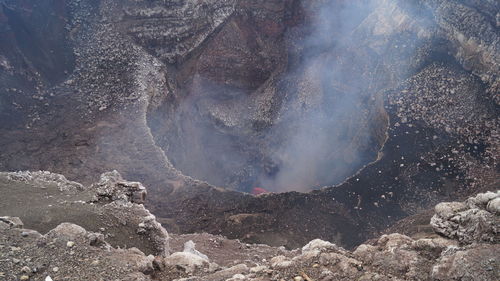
[
  {"xmin": 0, "ymin": 0, "xmax": 498, "ymax": 249},
  {"xmin": 145, "ymin": 0, "xmax": 301, "ymax": 192},
  {"xmin": 149, "ymin": 0, "xmax": 499, "ymax": 248},
  {"xmin": 0, "ymin": 0, "xmax": 74, "ymax": 130},
  {"xmin": 123, "ymin": 0, "xmax": 236, "ymax": 64},
  {"xmin": 424, "ymin": 0, "xmax": 500, "ymax": 101}
]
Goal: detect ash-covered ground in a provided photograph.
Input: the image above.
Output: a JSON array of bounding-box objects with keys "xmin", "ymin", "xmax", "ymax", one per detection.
[
  {"xmin": 0, "ymin": 0, "xmax": 499, "ymax": 280},
  {"xmin": 0, "ymin": 171, "xmax": 498, "ymax": 280}
]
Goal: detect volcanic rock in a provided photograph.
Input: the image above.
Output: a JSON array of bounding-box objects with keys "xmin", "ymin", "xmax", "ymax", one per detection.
[
  {"xmin": 0, "ymin": 0, "xmax": 498, "ymax": 274},
  {"xmin": 0, "ymin": 170, "xmax": 169, "ymax": 256},
  {"xmin": 431, "ymin": 191, "xmax": 500, "ymax": 244}
]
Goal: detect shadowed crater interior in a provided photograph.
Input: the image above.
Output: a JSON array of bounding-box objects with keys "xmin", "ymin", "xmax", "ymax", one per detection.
[{"xmin": 145, "ymin": 0, "xmax": 388, "ymax": 193}]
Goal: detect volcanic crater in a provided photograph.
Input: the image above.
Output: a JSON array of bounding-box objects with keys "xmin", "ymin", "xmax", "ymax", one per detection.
[{"xmin": 0, "ymin": 0, "xmax": 498, "ymax": 251}]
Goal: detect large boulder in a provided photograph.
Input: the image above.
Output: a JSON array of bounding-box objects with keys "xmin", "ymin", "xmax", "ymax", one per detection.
[{"xmin": 431, "ymin": 191, "xmax": 500, "ymax": 244}]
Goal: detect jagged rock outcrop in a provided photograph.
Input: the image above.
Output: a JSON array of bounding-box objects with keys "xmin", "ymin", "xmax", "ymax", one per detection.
[
  {"xmin": 91, "ymin": 170, "xmax": 148, "ymax": 204},
  {"xmin": 157, "ymin": 229, "xmax": 499, "ymax": 281},
  {"xmin": 0, "ymin": 170, "xmax": 169, "ymax": 256},
  {"xmin": 124, "ymin": 0, "xmax": 236, "ymax": 64},
  {"xmin": 0, "ymin": 0, "xmax": 498, "ymax": 250},
  {"xmin": 431, "ymin": 191, "xmax": 500, "ymax": 244},
  {"xmin": 1, "ymin": 172, "xmax": 498, "ymax": 280},
  {"xmin": 156, "ymin": 192, "xmax": 499, "ymax": 281}
]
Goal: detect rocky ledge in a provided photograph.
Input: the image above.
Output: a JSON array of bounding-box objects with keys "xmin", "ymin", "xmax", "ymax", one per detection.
[{"xmin": 0, "ymin": 171, "xmax": 498, "ymax": 280}]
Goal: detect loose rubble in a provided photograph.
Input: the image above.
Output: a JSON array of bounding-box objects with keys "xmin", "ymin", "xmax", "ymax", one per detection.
[
  {"xmin": 155, "ymin": 192, "xmax": 499, "ymax": 281},
  {"xmin": 0, "ymin": 171, "xmax": 169, "ymax": 257},
  {"xmin": 0, "ymin": 0, "xmax": 498, "ymax": 276},
  {"xmin": 4, "ymin": 175, "xmax": 496, "ymax": 280}
]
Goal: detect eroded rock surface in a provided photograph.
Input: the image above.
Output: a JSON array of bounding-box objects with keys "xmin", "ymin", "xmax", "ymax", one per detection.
[
  {"xmin": 431, "ymin": 191, "xmax": 500, "ymax": 244},
  {"xmin": 1, "ymin": 172, "xmax": 498, "ymax": 280},
  {"xmin": 91, "ymin": 170, "xmax": 148, "ymax": 204},
  {"xmin": 151, "ymin": 192, "xmax": 499, "ymax": 281},
  {"xmin": 0, "ymin": 0, "xmax": 498, "ymax": 251},
  {"xmin": 0, "ymin": 218, "xmax": 156, "ymax": 281},
  {"xmin": 156, "ymin": 192, "xmax": 498, "ymax": 281},
  {"xmin": 0, "ymin": 171, "xmax": 169, "ymax": 256}
]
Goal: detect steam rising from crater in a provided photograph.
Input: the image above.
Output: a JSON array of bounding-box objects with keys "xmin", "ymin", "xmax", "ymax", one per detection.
[
  {"xmin": 157, "ymin": 0, "xmax": 423, "ymax": 193},
  {"xmin": 257, "ymin": 0, "xmax": 381, "ymax": 192}
]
